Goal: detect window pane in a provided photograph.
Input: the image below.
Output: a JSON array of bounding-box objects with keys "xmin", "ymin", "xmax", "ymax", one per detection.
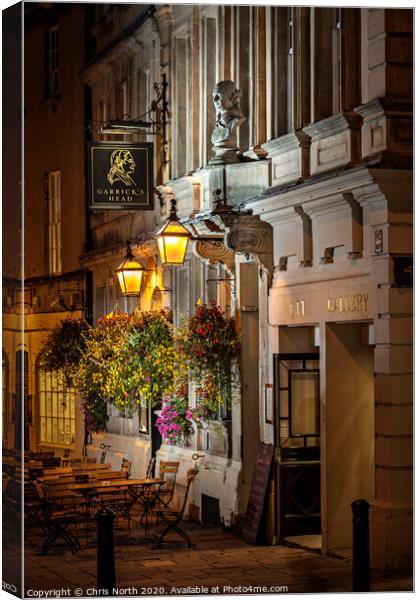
[
  {"xmin": 290, "ymin": 371, "xmax": 319, "ymax": 436},
  {"xmin": 38, "ymin": 368, "xmax": 75, "ymax": 446}
]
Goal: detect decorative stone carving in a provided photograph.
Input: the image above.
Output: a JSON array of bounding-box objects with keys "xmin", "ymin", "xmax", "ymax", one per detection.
[
  {"xmin": 219, "ymin": 213, "xmax": 274, "ymax": 282},
  {"xmin": 209, "ymin": 80, "xmax": 246, "ymax": 165},
  {"xmin": 194, "ymin": 239, "xmax": 235, "ymax": 272}
]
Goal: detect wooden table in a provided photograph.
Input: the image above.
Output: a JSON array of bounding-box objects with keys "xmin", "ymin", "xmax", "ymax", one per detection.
[{"xmin": 70, "ymin": 478, "xmax": 165, "ymax": 539}]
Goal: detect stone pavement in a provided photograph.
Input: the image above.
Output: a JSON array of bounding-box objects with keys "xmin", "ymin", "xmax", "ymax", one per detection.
[{"xmin": 16, "ymin": 521, "xmax": 413, "ymax": 596}]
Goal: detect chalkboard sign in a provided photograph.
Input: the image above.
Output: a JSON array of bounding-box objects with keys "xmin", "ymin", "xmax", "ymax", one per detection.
[{"xmin": 240, "ymin": 442, "xmax": 274, "ymax": 544}]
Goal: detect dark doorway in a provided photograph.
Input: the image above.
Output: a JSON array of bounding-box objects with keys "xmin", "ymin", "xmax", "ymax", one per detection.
[
  {"xmin": 151, "ymin": 407, "xmax": 162, "ymax": 459},
  {"xmin": 201, "ymin": 494, "xmax": 221, "ymax": 527},
  {"xmin": 273, "ymin": 353, "xmax": 321, "ymax": 539}
]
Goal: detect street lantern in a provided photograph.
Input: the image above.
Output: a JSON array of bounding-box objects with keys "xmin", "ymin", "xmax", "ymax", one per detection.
[
  {"xmin": 115, "ymin": 242, "xmax": 145, "ymax": 295},
  {"xmin": 156, "ymin": 198, "xmax": 192, "ymax": 265}
]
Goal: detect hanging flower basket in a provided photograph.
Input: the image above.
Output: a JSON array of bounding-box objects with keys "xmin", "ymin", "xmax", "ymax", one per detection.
[
  {"xmin": 176, "ymin": 301, "xmax": 240, "ymax": 419},
  {"xmin": 74, "ymin": 309, "xmax": 177, "ymax": 419},
  {"xmin": 38, "ymin": 317, "xmax": 90, "ymax": 387}
]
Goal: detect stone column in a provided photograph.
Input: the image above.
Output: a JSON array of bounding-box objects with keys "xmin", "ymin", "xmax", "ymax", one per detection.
[
  {"xmin": 293, "ymin": 7, "xmax": 311, "ymax": 131},
  {"xmin": 367, "ymin": 169, "xmax": 413, "ymax": 571}
]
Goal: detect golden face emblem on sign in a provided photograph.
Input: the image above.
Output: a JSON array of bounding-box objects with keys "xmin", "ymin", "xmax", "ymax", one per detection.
[{"xmin": 107, "ymin": 149, "xmax": 137, "ymax": 186}]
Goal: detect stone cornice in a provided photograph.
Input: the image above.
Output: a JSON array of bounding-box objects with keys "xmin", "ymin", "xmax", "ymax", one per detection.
[
  {"xmin": 303, "ymin": 111, "xmax": 362, "ymax": 141},
  {"xmin": 262, "ymin": 130, "xmax": 311, "ymax": 157},
  {"xmin": 355, "ymin": 98, "xmax": 413, "ymax": 120},
  {"xmin": 247, "ymin": 166, "xmax": 376, "ymax": 221}
]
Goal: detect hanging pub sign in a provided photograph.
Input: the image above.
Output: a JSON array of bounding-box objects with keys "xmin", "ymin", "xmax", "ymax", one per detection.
[{"xmin": 87, "ymin": 142, "xmax": 154, "ymax": 210}]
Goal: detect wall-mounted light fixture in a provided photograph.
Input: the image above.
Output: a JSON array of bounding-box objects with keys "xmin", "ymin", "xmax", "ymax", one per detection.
[
  {"xmin": 156, "ymin": 193, "xmax": 231, "ymax": 266},
  {"xmin": 115, "ymin": 241, "xmax": 146, "ymax": 295},
  {"xmin": 156, "ymin": 198, "xmax": 192, "ymax": 265}
]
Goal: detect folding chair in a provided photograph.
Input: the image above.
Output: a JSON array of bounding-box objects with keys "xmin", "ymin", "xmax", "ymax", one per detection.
[
  {"xmin": 61, "ymin": 448, "xmax": 70, "ymax": 467},
  {"xmin": 121, "ymin": 458, "xmax": 132, "ymax": 478},
  {"xmin": 34, "ymin": 482, "xmax": 81, "ymax": 555},
  {"xmin": 156, "ymin": 461, "xmax": 179, "ymax": 509},
  {"xmin": 145, "ymin": 456, "xmax": 156, "ymax": 479},
  {"xmin": 154, "ymin": 469, "xmax": 196, "ymax": 548}
]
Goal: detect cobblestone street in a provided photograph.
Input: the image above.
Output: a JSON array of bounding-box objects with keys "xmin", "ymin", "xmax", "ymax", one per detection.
[{"xmin": 16, "ymin": 521, "xmax": 412, "ymax": 596}]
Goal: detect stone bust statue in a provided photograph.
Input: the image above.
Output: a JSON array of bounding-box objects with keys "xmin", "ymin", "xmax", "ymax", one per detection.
[{"xmin": 210, "ymin": 80, "xmax": 246, "ymax": 164}]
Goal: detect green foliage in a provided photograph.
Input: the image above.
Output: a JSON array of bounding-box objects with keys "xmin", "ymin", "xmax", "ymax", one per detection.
[
  {"xmin": 82, "ymin": 393, "xmax": 108, "ymax": 433},
  {"xmin": 74, "ymin": 309, "xmax": 177, "ymax": 417},
  {"xmin": 38, "ymin": 317, "xmax": 90, "ymax": 387},
  {"xmin": 176, "ymin": 301, "xmax": 240, "ymax": 417}
]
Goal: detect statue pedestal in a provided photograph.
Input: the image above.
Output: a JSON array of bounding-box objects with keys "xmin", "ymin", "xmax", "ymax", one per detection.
[{"xmin": 209, "ymin": 146, "xmax": 242, "ymax": 165}]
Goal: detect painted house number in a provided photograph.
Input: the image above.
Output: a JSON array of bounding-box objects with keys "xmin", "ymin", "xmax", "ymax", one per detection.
[{"xmin": 289, "ymin": 299, "xmax": 305, "ymax": 317}]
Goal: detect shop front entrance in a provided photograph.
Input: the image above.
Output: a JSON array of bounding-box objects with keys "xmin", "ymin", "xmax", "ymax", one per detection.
[
  {"xmin": 322, "ymin": 322, "xmax": 375, "ymax": 556},
  {"xmin": 272, "ymin": 321, "xmax": 375, "ymax": 555}
]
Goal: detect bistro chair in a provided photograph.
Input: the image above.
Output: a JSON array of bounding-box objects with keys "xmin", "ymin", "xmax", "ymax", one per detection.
[
  {"xmin": 94, "ymin": 488, "xmax": 135, "ymax": 533},
  {"xmin": 33, "ymin": 482, "xmax": 81, "ymax": 555},
  {"xmin": 121, "ymin": 458, "xmax": 132, "ymax": 478},
  {"xmin": 156, "ymin": 461, "xmax": 179, "ymax": 509},
  {"xmin": 24, "ymin": 480, "xmax": 48, "ymax": 536},
  {"xmin": 61, "ymin": 448, "xmax": 71, "ymax": 467},
  {"xmin": 4, "ymin": 477, "xmax": 23, "ymax": 524},
  {"xmin": 145, "ymin": 456, "xmax": 156, "ymax": 479},
  {"xmin": 154, "ymin": 469, "xmax": 197, "ymax": 549}
]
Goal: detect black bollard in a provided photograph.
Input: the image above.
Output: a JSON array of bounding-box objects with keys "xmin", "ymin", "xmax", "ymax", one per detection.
[
  {"xmin": 351, "ymin": 499, "xmax": 371, "ymax": 592},
  {"xmin": 96, "ymin": 507, "xmax": 116, "ymax": 595}
]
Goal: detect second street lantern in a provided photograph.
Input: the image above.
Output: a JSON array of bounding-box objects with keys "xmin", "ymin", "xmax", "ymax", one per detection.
[
  {"xmin": 116, "ymin": 242, "xmax": 145, "ymax": 295},
  {"xmin": 156, "ymin": 198, "xmax": 192, "ymax": 265}
]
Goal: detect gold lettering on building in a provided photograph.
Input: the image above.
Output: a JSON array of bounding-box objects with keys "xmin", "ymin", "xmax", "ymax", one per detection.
[
  {"xmin": 327, "ymin": 293, "xmax": 368, "ymax": 313},
  {"xmin": 289, "ymin": 299, "xmax": 305, "ymax": 317}
]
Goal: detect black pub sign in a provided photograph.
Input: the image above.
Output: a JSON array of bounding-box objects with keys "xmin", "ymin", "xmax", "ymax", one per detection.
[{"xmin": 87, "ymin": 142, "xmax": 154, "ymax": 210}]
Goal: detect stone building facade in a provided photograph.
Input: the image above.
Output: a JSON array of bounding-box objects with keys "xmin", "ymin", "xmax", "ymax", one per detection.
[
  {"xmin": 3, "ymin": 4, "xmax": 87, "ymax": 453},
  {"xmin": 11, "ymin": 3, "xmax": 412, "ymax": 572}
]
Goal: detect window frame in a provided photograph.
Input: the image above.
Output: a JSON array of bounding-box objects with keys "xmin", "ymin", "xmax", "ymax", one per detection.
[
  {"xmin": 47, "ymin": 170, "xmax": 62, "ymax": 276},
  {"xmin": 37, "ymin": 366, "xmax": 76, "ymax": 449}
]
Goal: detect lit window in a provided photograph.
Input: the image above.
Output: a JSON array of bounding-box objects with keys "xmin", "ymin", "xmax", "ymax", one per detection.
[
  {"xmin": 38, "ymin": 368, "xmax": 76, "ymax": 446},
  {"xmin": 48, "ymin": 171, "xmax": 62, "ymax": 275},
  {"xmin": 48, "ymin": 26, "xmax": 59, "ymax": 96}
]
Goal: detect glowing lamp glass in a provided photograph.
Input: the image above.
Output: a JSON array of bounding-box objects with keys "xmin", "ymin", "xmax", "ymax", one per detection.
[
  {"xmin": 116, "ymin": 257, "xmax": 144, "ymax": 295},
  {"xmin": 157, "ymin": 220, "xmax": 191, "ymax": 265}
]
